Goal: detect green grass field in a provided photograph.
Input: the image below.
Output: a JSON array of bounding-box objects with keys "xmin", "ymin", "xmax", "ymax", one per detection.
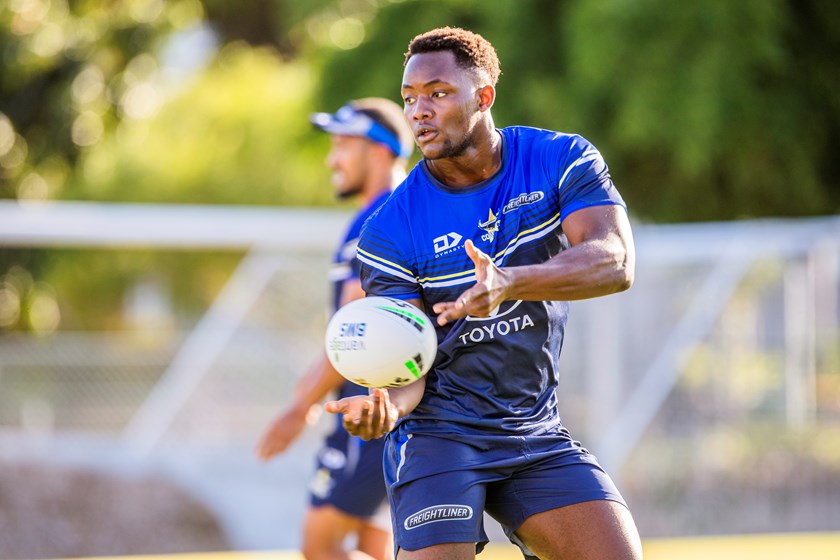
[
  {"xmin": 640, "ymin": 532, "xmax": 840, "ymax": 560},
  {"xmin": 60, "ymin": 532, "xmax": 840, "ymax": 560}
]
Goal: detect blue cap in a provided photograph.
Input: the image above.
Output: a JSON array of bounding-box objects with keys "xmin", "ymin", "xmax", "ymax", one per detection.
[{"xmin": 310, "ymin": 103, "xmax": 412, "ymax": 159}]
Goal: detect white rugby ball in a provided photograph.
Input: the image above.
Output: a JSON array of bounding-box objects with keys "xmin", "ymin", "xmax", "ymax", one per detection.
[{"xmin": 325, "ymin": 296, "xmax": 438, "ymax": 388}]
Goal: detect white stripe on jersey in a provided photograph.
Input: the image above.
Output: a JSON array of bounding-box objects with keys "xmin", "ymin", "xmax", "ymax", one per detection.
[
  {"xmin": 357, "ymin": 252, "xmax": 419, "ymax": 284},
  {"xmin": 361, "ymin": 212, "xmax": 563, "ymax": 290},
  {"xmin": 418, "ymin": 212, "xmax": 561, "ymax": 289},
  {"xmin": 558, "ymin": 149, "xmax": 602, "ymax": 191},
  {"xmin": 395, "ymin": 433, "xmax": 413, "ymax": 483},
  {"xmin": 493, "ymin": 212, "xmax": 561, "ymax": 263}
]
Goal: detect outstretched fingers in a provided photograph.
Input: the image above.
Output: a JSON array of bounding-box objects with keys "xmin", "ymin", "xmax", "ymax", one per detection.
[
  {"xmin": 362, "ymin": 388, "xmax": 393, "ymax": 440},
  {"xmin": 432, "ymin": 294, "xmax": 470, "ymax": 325},
  {"xmin": 323, "ymin": 398, "xmax": 346, "ymax": 415},
  {"xmin": 433, "ymin": 240, "xmax": 503, "ymax": 325},
  {"xmin": 463, "ymin": 239, "xmax": 482, "ymax": 270},
  {"xmin": 325, "ymin": 390, "xmax": 393, "ymax": 440}
]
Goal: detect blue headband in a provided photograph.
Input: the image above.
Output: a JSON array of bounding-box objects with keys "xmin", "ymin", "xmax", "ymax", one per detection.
[{"xmin": 310, "ymin": 105, "xmax": 411, "ymax": 158}]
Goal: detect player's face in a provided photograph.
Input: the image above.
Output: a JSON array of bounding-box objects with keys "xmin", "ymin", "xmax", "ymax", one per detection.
[
  {"xmin": 326, "ymin": 134, "xmax": 371, "ymax": 199},
  {"xmin": 402, "ymin": 51, "xmax": 482, "ymax": 160}
]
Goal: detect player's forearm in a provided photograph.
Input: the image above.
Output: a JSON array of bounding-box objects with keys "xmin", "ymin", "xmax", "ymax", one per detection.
[
  {"xmin": 506, "ymin": 236, "xmax": 634, "ymax": 302},
  {"xmin": 388, "ymin": 376, "xmax": 427, "ymax": 419},
  {"xmin": 289, "ymin": 354, "xmax": 346, "ymax": 415}
]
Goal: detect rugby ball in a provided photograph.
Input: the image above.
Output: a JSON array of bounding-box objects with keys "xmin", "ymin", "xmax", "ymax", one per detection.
[{"xmin": 325, "ymin": 296, "xmax": 437, "ymax": 388}]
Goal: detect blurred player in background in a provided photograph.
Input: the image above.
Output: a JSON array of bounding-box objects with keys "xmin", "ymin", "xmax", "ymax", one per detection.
[
  {"xmin": 326, "ymin": 28, "xmax": 643, "ymax": 560},
  {"xmin": 256, "ymin": 97, "xmax": 413, "ymax": 560}
]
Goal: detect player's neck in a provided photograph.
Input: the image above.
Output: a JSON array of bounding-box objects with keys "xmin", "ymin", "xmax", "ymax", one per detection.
[
  {"xmin": 425, "ymin": 126, "xmax": 502, "ymax": 189},
  {"xmin": 359, "ymin": 164, "xmax": 405, "ymax": 205}
]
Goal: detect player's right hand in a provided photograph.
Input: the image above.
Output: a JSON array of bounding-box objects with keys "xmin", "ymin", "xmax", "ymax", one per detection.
[
  {"xmin": 433, "ymin": 239, "xmax": 510, "ymax": 325},
  {"xmin": 255, "ymin": 408, "xmax": 309, "ymax": 461},
  {"xmin": 324, "ymin": 388, "xmax": 397, "ymax": 440}
]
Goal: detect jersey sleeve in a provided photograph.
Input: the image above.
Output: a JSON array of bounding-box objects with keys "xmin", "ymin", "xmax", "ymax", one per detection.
[
  {"xmin": 345, "ymin": 239, "xmax": 362, "ymax": 280},
  {"xmin": 339, "ymin": 215, "xmax": 365, "ymax": 282},
  {"xmin": 356, "ymin": 208, "xmax": 421, "ymax": 300},
  {"xmin": 554, "ymin": 135, "xmax": 626, "ymax": 222}
]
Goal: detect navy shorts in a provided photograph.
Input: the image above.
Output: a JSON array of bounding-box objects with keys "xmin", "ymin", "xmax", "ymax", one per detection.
[
  {"xmin": 309, "ymin": 424, "xmax": 388, "ymax": 523},
  {"xmin": 384, "ymin": 424, "xmax": 626, "ymax": 556}
]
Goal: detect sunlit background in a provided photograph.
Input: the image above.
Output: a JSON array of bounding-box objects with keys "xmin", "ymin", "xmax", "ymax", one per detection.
[{"xmin": 1, "ymin": 1, "xmax": 839, "ymax": 558}]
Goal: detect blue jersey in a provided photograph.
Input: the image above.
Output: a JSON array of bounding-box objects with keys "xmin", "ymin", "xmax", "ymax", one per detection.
[
  {"xmin": 330, "ymin": 189, "xmax": 392, "ymax": 402},
  {"xmin": 356, "ymin": 126, "xmax": 625, "ymax": 436}
]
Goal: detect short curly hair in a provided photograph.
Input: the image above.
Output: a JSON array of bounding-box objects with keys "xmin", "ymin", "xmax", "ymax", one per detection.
[{"xmin": 404, "ymin": 27, "xmax": 501, "ymax": 86}]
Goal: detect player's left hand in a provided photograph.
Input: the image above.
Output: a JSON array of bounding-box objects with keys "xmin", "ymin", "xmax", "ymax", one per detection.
[
  {"xmin": 324, "ymin": 388, "xmax": 397, "ymax": 440},
  {"xmin": 433, "ymin": 239, "xmax": 511, "ymax": 325}
]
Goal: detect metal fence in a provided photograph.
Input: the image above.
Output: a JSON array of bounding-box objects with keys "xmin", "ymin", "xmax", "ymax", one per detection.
[{"xmin": 1, "ymin": 201, "xmax": 838, "ymax": 548}]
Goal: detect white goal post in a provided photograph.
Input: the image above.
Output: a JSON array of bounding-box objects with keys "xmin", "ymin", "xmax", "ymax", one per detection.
[{"xmin": 1, "ymin": 200, "xmax": 838, "ymax": 475}]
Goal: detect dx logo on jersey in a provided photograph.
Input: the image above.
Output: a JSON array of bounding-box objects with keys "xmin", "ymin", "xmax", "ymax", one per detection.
[{"xmin": 433, "ymin": 232, "xmax": 463, "ymax": 254}]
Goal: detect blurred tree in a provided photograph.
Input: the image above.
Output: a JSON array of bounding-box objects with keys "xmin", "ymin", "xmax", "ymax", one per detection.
[
  {"xmin": 8, "ymin": 41, "xmax": 341, "ymax": 331},
  {"xmin": 4, "ymin": 0, "xmax": 838, "ymax": 212},
  {"xmin": 0, "ymin": 0, "xmax": 207, "ymax": 201},
  {"xmin": 561, "ymin": 0, "xmax": 840, "ymax": 221},
  {"xmin": 201, "ymin": 0, "xmax": 334, "ymax": 57},
  {"xmin": 0, "ymin": 0, "xmax": 211, "ymax": 333},
  {"xmin": 0, "ymin": 1, "xmax": 370, "ymax": 332},
  {"xmin": 70, "ymin": 42, "xmax": 333, "ymax": 206},
  {"xmin": 3, "ymin": 0, "xmax": 839, "ymax": 332},
  {"xmin": 314, "ymin": 0, "xmax": 840, "ymax": 222}
]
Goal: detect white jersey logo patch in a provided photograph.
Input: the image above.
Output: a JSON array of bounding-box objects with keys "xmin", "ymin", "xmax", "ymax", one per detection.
[
  {"xmin": 433, "ymin": 232, "xmax": 463, "ymax": 254},
  {"xmin": 478, "ymin": 209, "xmax": 499, "ymax": 242}
]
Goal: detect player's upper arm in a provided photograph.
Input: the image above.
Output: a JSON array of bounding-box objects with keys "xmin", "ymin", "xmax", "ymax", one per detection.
[
  {"xmin": 562, "ymin": 204, "xmax": 635, "ymax": 287},
  {"xmin": 562, "ymin": 204, "xmax": 632, "ymax": 247},
  {"xmin": 555, "ymin": 135, "xmax": 625, "ymax": 223},
  {"xmin": 357, "ymin": 214, "xmax": 421, "ymax": 301},
  {"xmin": 338, "ymin": 278, "xmax": 365, "ymax": 307}
]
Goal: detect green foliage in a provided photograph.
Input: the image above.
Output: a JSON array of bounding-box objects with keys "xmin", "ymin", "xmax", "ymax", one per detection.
[
  {"xmin": 1, "ymin": 246, "xmax": 243, "ymax": 331},
  {"xmin": 314, "ymin": 0, "xmax": 528, "ymax": 112},
  {"xmin": 70, "ymin": 42, "xmax": 334, "ymax": 206},
  {"xmin": 201, "ymin": 0, "xmax": 335, "ymax": 56},
  {"xmin": 6, "ymin": 0, "xmax": 837, "ymax": 218},
  {"xmin": 49, "ymin": 249, "xmax": 242, "ymax": 330},
  {"xmin": 28, "ymin": 42, "xmax": 343, "ymax": 331},
  {"xmin": 0, "ymin": 0, "xmax": 206, "ymax": 200},
  {"xmin": 562, "ymin": 0, "xmax": 837, "ymax": 221},
  {"xmin": 2, "ymin": 0, "xmax": 839, "ymax": 332},
  {"xmin": 314, "ymin": 0, "xmax": 840, "ymax": 222}
]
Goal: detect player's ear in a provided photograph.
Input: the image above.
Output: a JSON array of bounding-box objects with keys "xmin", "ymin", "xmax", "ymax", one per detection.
[{"xmin": 477, "ymin": 85, "xmax": 495, "ymax": 112}]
